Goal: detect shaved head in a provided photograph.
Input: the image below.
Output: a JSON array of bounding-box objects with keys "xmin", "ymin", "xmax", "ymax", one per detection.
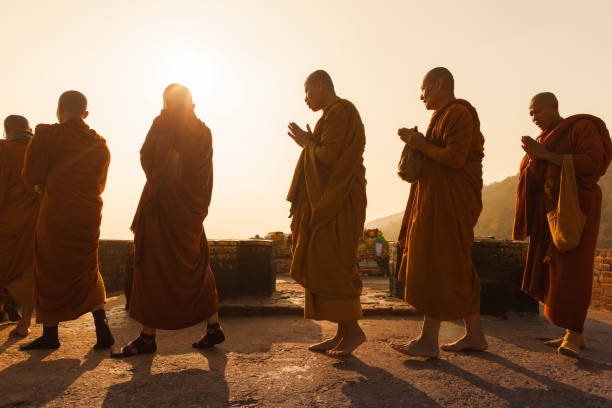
[
  {"xmin": 423, "ymin": 67, "xmax": 454, "ymax": 90},
  {"xmin": 303, "ymin": 69, "xmax": 337, "ymax": 112},
  {"xmin": 305, "ymin": 70, "xmax": 335, "ymax": 92},
  {"xmin": 531, "ymin": 92, "xmax": 558, "ymax": 110},
  {"xmin": 163, "ymin": 83, "xmax": 194, "ymax": 110},
  {"xmin": 420, "ymin": 67, "xmax": 455, "ymax": 110},
  {"xmin": 4, "ymin": 115, "xmax": 30, "ymax": 134},
  {"xmin": 59, "ymin": 90, "xmax": 88, "ymax": 116},
  {"xmin": 529, "ymin": 92, "xmax": 562, "ymax": 131}
]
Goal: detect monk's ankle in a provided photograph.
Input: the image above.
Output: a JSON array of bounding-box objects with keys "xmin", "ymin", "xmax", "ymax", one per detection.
[
  {"xmin": 20, "ymin": 325, "xmax": 60, "ymax": 350},
  {"xmin": 192, "ymin": 323, "xmax": 225, "ymax": 348},
  {"xmin": 92, "ymin": 310, "xmax": 115, "ymax": 349}
]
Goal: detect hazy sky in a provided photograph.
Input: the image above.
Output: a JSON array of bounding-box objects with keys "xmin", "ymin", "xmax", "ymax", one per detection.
[{"xmin": 2, "ymin": 1, "xmax": 611, "ymax": 239}]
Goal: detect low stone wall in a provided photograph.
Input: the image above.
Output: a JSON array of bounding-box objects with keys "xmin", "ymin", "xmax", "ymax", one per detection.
[
  {"xmin": 98, "ymin": 239, "xmax": 275, "ymax": 301},
  {"xmin": 389, "ymin": 239, "xmax": 539, "ymax": 316},
  {"xmin": 592, "ymin": 250, "xmax": 612, "ymax": 312}
]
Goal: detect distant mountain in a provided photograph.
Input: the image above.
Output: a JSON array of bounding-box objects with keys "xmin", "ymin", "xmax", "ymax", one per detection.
[{"xmin": 367, "ymin": 172, "xmax": 612, "ymax": 249}]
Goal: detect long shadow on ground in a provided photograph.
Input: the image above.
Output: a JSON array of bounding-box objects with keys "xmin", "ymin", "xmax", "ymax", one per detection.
[
  {"xmin": 404, "ymin": 352, "xmax": 611, "ymax": 408},
  {"xmin": 102, "ymin": 348, "xmax": 229, "ymax": 407},
  {"xmin": 333, "ymin": 357, "xmax": 442, "ymax": 408}
]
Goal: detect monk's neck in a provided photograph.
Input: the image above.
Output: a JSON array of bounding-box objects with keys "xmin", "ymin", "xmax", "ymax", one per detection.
[
  {"xmin": 436, "ymin": 95, "xmax": 456, "ymax": 110},
  {"xmin": 547, "ymin": 116, "xmax": 564, "ymax": 131},
  {"xmin": 321, "ymin": 94, "xmax": 339, "ymax": 111}
]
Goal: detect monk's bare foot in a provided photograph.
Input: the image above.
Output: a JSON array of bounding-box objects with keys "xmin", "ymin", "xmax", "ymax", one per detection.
[
  {"xmin": 390, "ymin": 338, "xmax": 439, "ymax": 358},
  {"xmin": 309, "ymin": 335, "xmax": 342, "ymax": 352},
  {"xmin": 440, "ymin": 334, "xmax": 488, "ymax": 352},
  {"xmin": 326, "ymin": 331, "xmax": 366, "ymax": 357},
  {"xmin": 9, "ymin": 325, "xmax": 30, "ymax": 337}
]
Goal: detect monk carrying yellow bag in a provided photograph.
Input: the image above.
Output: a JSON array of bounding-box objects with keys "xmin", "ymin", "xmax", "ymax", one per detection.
[{"xmin": 547, "ymin": 154, "xmax": 586, "ymax": 252}]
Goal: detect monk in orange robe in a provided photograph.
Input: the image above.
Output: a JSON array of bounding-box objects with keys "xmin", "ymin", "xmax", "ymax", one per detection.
[
  {"xmin": 112, "ymin": 84, "xmax": 223, "ymax": 358},
  {"xmin": 0, "ymin": 115, "xmax": 38, "ymax": 337},
  {"xmin": 287, "ymin": 70, "xmax": 367, "ymax": 356},
  {"xmin": 20, "ymin": 91, "xmax": 114, "ymax": 350},
  {"xmin": 513, "ymin": 92, "xmax": 612, "ymax": 357},
  {"xmin": 392, "ymin": 67, "xmax": 487, "ymax": 358}
]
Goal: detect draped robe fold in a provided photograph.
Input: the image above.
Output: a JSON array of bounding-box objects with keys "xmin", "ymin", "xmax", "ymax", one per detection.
[
  {"xmin": 513, "ymin": 115, "xmax": 612, "ymax": 332},
  {"xmin": 129, "ymin": 109, "xmax": 219, "ymax": 330},
  {"xmin": 398, "ymin": 100, "xmax": 485, "ymax": 321},
  {"xmin": 0, "ymin": 138, "xmax": 39, "ymax": 305},
  {"xmin": 287, "ymin": 98, "xmax": 367, "ymax": 323},
  {"xmin": 22, "ymin": 119, "xmax": 110, "ymax": 324}
]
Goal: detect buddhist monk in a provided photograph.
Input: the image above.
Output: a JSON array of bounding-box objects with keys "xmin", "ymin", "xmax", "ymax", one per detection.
[
  {"xmin": 111, "ymin": 84, "xmax": 223, "ymax": 358},
  {"xmin": 287, "ymin": 70, "xmax": 367, "ymax": 356},
  {"xmin": 513, "ymin": 92, "xmax": 611, "ymax": 358},
  {"xmin": 19, "ymin": 91, "xmax": 114, "ymax": 350},
  {"xmin": 392, "ymin": 67, "xmax": 487, "ymax": 358},
  {"xmin": 0, "ymin": 115, "xmax": 38, "ymax": 337}
]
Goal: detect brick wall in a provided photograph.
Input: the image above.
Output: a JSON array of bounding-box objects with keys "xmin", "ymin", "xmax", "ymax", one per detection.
[
  {"xmin": 592, "ymin": 249, "xmax": 612, "ymax": 312},
  {"xmin": 98, "ymin": 239, "xmax": 275, "ymax": 300}
]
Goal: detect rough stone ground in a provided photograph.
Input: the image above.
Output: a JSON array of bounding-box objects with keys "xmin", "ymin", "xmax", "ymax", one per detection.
[{"xmin": 1, "ymin": 278, "xmax": 611, "ymax": 408}]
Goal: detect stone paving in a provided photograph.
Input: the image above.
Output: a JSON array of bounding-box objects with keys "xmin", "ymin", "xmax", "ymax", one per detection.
[
  {"xmin": 219, "ymin": 275, "xmax": 418, "ymax": 317},
  {"xmin": 1, "ymin": 278, "xmax": 611, "ymax": 407}
]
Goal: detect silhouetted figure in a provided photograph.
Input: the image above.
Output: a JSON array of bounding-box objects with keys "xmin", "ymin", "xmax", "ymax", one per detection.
[
  {"xmin": 287, "ymin": 70, "xmax": 367, "ymax": 356},
  {"xmin": 20, "ymin": 91, "xmax": 114, "ymax": 350},
  {"xmin": 513, "ymin": 92, "xmax": 612, "ymax": 357},
  {"xmin": 112, "ymin": 84, "xmax": 223, "ymax": 358},
  {"xmin": 0, "ymin": 115, "xmax": 38, "ymax": 337},
  {"xmin": 392, "ymin": 67, "xmax": 487, "ymax": 358}
]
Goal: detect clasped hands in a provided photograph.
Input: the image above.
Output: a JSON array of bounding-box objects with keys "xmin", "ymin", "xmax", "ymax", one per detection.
[
  {"xmin": 288, "ymin": 122, "xmax": 312, "ymax": 147},
  {"xmin": 398, "ymin": 126, "xmax": 426, "ymax": 149},
  {"xmin": 521, "ymin": 135, "xmax": 551, "ymax": 161}
]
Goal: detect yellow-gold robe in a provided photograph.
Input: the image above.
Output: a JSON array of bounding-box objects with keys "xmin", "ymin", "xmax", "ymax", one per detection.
[
  {"xmin": 398, "ymin": 99, "xmax": 484, "ymax": 321},
  {"xmin": 287, "ymin": 98, "xmax": 367, "ymax": 322}
]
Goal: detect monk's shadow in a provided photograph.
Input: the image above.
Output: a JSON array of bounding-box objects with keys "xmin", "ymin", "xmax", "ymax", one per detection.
[
  {"xmin": 101, "ymin": 347, "xmax": 229, "ymax": 407},
  {"xmin": 478, "ymin": 310, "xmax": 612, "ymax": 364},
  {"xmin": 0, "ymin": 333, "xmax": 21, "ymax": 354},
  {"xmin": 0, "ymin": 348, "xmax": 106, "ymax": 407},
  {"xmin": 332, "ymin": 357, "xmax": 442, "ymax": 408},
  {"xmin": 404, "ymin": 352, "xmax": 611, "ymax": 407}
]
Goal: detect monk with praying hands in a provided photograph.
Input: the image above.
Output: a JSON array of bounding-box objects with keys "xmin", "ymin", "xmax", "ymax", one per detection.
[
  {"xmin": 112, "ymin": 84, "xmax": 224, "ymax": 358},
  {"xmin": 513, "ymin": 92, "xmax": 612, "ymax": 358},
  {"xmin": 20, "ymin": 91, "xmax": 115, "ymax": 350},
  {"xmin": 0, "ymin": 115, "xmax": 39, "ymax": 338},
  {"xmin": 287, "ymin": 70, "xmax": 367, "ymax": 356},
  {"xmin": 393, "ymin": 67, "xmax": 487, "ymax": 358}
]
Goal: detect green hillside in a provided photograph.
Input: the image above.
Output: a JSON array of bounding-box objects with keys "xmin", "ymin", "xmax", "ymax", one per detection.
[{"xmin": 367, "ymin": 172, "xmax": 612, "ymax": 249}]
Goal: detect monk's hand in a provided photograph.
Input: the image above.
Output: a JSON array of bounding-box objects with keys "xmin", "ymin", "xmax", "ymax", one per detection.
[
  {"xmin": 34, "ymin": 185, "xmax": 43, "ymax": 194},
  {"xmin": 398, "ymin": 126, "xmax": 425, "ymax": 148},
  {"xmin": 521, "ymin": 135, "xmax": 548, "ymax": 160},
  {"xmin": 288, "ymin": 122, "xmax": 312, "ymax": 147}
]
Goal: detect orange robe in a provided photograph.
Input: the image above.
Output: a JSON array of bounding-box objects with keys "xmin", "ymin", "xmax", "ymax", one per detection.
[
  {"xmin": 513, "ymin": 115, "xmax": 612, "ymax": 332},
  {"xmin": 287, "ymin": 98, "xmax": 367, "ymax": 323},
  {"xmin": 22, "ymin": 119, "xmax": 110, "ymax": 324},
  {"xmin": 0, "ymin": 137, "xmax": 39, "ymax": 305},
  {"xmin": 129, "ymin": 109, "xmax": 219, "ymax": 330},
  {"xmin": 398, "ymin": 100, "xmax": 484, "ymax": 321}
]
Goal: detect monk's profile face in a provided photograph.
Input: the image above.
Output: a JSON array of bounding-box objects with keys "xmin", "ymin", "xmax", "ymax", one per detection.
[
  {"xmin": 304, "ymin": 79, "xmax": 325, "ymax": 112},
  {"xmin": 529, "ymin": 98, "xmax": 558, "ymax": 131},
  {"xmin": 420, "ymin": 77, "xmax": 442, "ymax": 111}
]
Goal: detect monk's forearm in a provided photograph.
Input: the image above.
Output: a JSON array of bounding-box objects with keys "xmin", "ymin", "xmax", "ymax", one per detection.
[
  {"xmin": 541, "ymin": 150, "xmax": 563, "ymax": 166},
  {"xmin": 417, "ymin": 141, "xmax": 467, "ymax": 168}
]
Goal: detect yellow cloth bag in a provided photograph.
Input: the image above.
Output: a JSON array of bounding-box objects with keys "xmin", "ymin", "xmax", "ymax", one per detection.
[{"xmin": 547, "ymin": 155, "xmax": 586, "ymax": 252}]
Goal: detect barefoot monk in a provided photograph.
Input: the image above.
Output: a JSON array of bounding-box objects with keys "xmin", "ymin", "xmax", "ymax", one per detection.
[
  {"xmin": 287, "ymin": 70, "xmax": 367, "ymax": 357},
  {"xmin": 393, "ymin": 67, "xmax": 487, "ymax": 358}
]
